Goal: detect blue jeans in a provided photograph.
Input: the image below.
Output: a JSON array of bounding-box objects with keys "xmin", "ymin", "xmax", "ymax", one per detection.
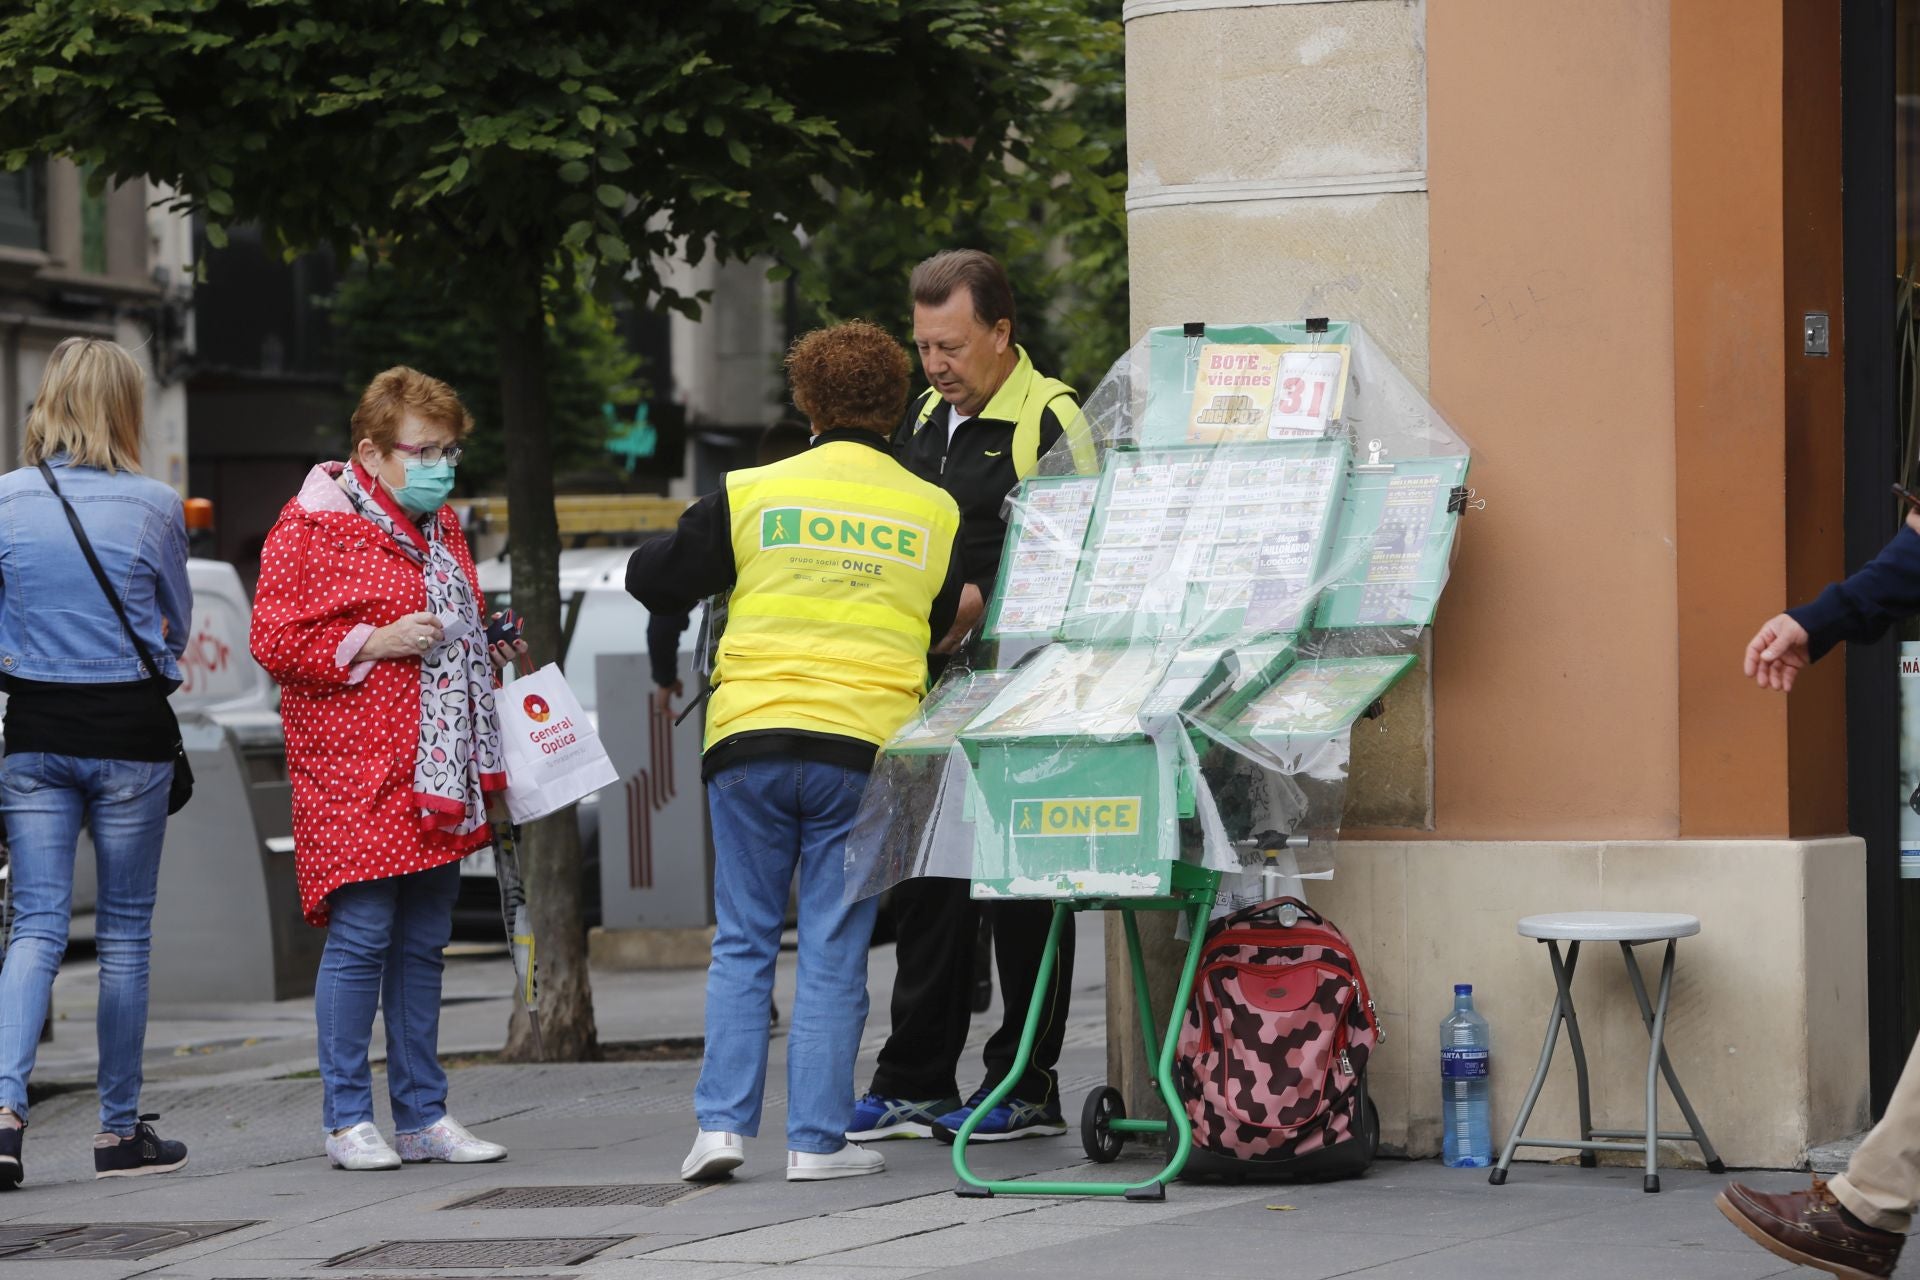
[
  {"xmin": 697, "ymin": 756, "xmax": 879, "ymax": 1154},
  {"xmin": 0, "ymin": 752, "xmax": 171, "ymax": 1135},
  {"xmin": 315, "ymin": 861, "xmax": 460, "ymax": 1132}
]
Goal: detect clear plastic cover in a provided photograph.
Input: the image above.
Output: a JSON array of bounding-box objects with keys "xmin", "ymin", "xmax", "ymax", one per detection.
[{"xmin": 846, "ymin": 321, "xmax": 1473, "ymax": 904}]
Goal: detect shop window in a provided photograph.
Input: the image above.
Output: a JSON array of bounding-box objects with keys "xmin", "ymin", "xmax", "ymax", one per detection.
[
  {"xmin": 0, "ymin": 160, "xmax": 43, "ymax": 252},
  {"xmin": 78, "ymin": 165, "xmax": 108, "ymax": 274}
]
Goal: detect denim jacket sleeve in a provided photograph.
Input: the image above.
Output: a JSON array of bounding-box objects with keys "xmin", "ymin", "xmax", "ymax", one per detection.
[
  {"xmin": 156, "ymin": 495, "xmax": 191, "ymax": 664},
  {"xmin": 249, "ymin": 517, "xmax": 377, "ymax": 689}
]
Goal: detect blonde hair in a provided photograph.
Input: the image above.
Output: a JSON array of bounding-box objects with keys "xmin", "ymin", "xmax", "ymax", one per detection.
[{"xmin": 24, "ymin": 337, "xmax": 145, "ymax": 472}]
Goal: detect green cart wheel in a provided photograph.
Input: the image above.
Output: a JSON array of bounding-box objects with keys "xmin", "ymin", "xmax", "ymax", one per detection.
[{"xmin": 1082, "ymin": 1086, "xmax": 1127, "ymax": 1163}]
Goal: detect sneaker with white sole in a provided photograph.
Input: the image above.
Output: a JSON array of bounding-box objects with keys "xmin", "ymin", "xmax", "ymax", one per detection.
[
  {"xmin": 94, "ymin": 1114, "xmax": 187, "ymax": 1179},
  {"xmin": 395, "ymin": 1116, "xmax": 507, "ymax": 1164},
  {"xmin": 326, "ymin": 1121, "xmax": 400, "ymax": 1171},
  {"xmin": 931, "ymin": 1089, "xmax": 1067, "ymax": 1144},
  {"xmin": 682, "ymin": 1130, "xmax": 744, "ymax": 1182},
  {"xmin": 788, "ymin": 1144, "xmax": 885, "ymax": 1182},
  {"xmin": 847, "ymin": 1092, "xmax": 960, "ymax": 1141}
]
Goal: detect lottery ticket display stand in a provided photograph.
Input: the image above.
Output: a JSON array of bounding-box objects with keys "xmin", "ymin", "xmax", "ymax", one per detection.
[{"xmin": 844, "ymin": 320, "xmax": 1476, "ymax": 1200}]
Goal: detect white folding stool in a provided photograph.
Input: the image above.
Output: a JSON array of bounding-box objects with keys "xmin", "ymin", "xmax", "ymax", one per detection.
[{"xmin": 1489, "ymin": 911, "xmax": 1724, "ymax": 1193}]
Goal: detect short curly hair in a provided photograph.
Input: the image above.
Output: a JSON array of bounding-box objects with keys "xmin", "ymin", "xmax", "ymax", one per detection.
[
  {"xmin": 350, "ymin": 366, "xmax": 475, "ymax": 453},
  {"xmin": 784, "ymin": 321, "xmax": 910, "ymax": 436}
]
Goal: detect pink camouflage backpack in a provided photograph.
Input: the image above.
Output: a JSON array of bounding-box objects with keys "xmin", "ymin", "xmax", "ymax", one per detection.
[{"xmin": 1175, "ymin": 896, "xmax": 1383, "ymax": 1181}]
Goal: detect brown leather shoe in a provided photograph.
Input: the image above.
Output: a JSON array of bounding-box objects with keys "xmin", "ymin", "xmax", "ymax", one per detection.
[{"xmin": 1716, "ymin": 1178, "xmax": 1903, "ymax": 1279}]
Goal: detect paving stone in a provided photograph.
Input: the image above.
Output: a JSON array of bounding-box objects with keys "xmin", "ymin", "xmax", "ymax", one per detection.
[
  {"xmin": 1327, "ymin": 1236, "xmax": 1810, "ymax": 1279},
  {"xmin": 647, "ymin": 1215, "xmax": 928, "ymax": 1264},
  {"xmin": 1495, "ymin": 1170, "xmax": 1813, "ymax": 1249},
  {"xmin": 923, "ymin": 1221, "xmax": 1446, "ymax": 1280},
  {"xmin": 837, "ymin": 1191, "xmax": 1054, "ymax": 1224},
  {"xmin": 826, "ymin": 1220, "xmax": 1105, "ymax": 1268},
  {"xmin": 577, "ymin": 1262, "xmax": 769, "ymax": 1280}
]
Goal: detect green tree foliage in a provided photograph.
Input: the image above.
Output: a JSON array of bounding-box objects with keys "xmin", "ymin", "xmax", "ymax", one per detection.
[
  {"xmin": 799, "ymin": 5, "xmax": 1127, "ymax": 394},
  {"xmin": 328, "ymin": 264, "xmax": 642, "ymax": 492},
  {"xmin": 0, "ymin": 0, "xmax": 1080, "ymax": 1060}
]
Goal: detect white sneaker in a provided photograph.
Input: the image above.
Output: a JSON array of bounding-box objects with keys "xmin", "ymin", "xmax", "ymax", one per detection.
[
  {"xmin": 395, "ymin": 1116, "xmax": 507, "ymax": 1164},
  {"xmin": 682, "ymin": 1130, "xmax": 744, "ymax": 1182},
  {"xmin": 787, "ymin": 1144, "xmax": 885, "ymax": 1182},
  {"xmin": 326, "ymin": 1122, "xmax": 400, "ymax": 1171}
]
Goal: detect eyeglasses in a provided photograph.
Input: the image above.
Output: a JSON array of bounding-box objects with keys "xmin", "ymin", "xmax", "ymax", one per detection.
[{"xmin": 391, "ymin": 442, "xmax": 464, "ymax": 465}]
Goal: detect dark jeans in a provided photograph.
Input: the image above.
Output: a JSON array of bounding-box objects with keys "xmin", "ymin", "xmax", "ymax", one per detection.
[{"xmin": 869, "ymin": 877, "xmax": 1074, "ymax": 1106}]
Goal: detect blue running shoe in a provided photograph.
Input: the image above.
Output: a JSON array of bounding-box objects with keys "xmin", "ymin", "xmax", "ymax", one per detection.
[
  {"xmin": 847, "ymin": 1092, "xmax": 961, "ymax": 1141},
  {"xmin": 931, "ymin": 1089, "xmax": 1067, "ymax": 1144}
]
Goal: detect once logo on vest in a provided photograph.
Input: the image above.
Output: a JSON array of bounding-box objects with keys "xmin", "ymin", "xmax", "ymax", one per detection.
[
  {"xmin": 1011, "ymin": 797, "xmax": 1142, "ymax": 838},
  {"xmin": 761, "ymin": 506, "xmax": 928, "ymax": 569}
]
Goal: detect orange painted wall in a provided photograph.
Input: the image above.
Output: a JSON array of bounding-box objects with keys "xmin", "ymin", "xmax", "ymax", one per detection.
[
  {"xmin": 1423, "ymin": 0, "xmax": 1848, "ymax": 840},
  {"xmin": 1425, "ymin": 0, "xmax": 1681, "ymax": 838},
  {"xmin": 1668, "ymin": 1, "xmax": 1793, "ymax": 835}
]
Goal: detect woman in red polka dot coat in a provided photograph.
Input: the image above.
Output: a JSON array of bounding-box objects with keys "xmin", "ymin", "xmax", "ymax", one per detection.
[{"xmin": 250, "ymin": 367, "xmax": 528, "ymax": 1173}]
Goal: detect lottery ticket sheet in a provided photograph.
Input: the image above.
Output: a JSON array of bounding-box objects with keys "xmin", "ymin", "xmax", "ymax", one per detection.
[{"xmin": 844, "ymin": 320, "xmax": 1474, "ymax": 901}]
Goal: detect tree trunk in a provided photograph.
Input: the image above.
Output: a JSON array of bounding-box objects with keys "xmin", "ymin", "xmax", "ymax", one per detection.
[{"xmin": 494, "ymin": 277, "xmax": 600, "ymax": 1062}]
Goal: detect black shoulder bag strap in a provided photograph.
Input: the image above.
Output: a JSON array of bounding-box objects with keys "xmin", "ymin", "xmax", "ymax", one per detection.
[{"xmin": 36, "ymin": 462, "xmax": 194, "ymax": 813}]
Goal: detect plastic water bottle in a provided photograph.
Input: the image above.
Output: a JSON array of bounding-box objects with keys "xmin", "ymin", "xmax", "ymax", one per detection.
[{"xmin": 1440, "ymin": 983, "xmax": 1492, "ymax": 1167}]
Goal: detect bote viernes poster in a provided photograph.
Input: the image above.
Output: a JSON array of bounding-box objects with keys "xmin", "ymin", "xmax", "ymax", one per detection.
[{"xmin": 1187, "ymin": 344, "xmax": 1283, "ymax": 441}]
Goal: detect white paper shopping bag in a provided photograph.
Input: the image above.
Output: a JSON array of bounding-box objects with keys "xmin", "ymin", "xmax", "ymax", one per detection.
[{"xmin": 499, "ymin": 663, "xmax": 619, "ymax": 824}]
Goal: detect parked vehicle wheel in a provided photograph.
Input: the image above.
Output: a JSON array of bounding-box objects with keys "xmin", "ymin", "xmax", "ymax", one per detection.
[{"xmin": 1082, "ymin": 1086, "xmax": 1127, "ymax": 1163}]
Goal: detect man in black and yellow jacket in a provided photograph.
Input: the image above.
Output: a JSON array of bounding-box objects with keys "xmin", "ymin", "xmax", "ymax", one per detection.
[
  {"xmin": 851, "ymin": 250, "xmax": 1090, "ymax": 1146},
  {"xmin": 626, "ymin": 321, "xmax": 961, "ymax": 1186}
]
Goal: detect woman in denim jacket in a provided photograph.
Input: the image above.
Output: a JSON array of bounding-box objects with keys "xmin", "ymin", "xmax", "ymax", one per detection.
[{"xmin": 0, "ymin": 338, "xmax": 192, "ymax": 1187}]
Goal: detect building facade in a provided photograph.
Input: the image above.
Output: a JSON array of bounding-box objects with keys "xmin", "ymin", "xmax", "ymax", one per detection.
[
  {"xmin": 1117, "ymin": 0, "xmax": 1893, "ymax": 1168},
  {"xmin": 0, "ymin": 160, "xmax": 193, "ymax": 490}
]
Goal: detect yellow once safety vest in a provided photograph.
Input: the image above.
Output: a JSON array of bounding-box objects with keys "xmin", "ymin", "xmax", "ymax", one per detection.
[
  {"xmin": 912, "ymin": 345, "xmax": 1097, "ymax": 476},
  {"xmin": 711, "ymin": 439, "xmax": 961, "ymax": 752}
]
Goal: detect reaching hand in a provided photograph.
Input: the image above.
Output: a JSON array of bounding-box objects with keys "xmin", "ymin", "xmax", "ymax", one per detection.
[
  {"xmin": 652, "ymin": 680, "xmax": 684, "ymax": 716},
  {"xmin": 933, "ymin": 584, "xmax": 985, "ymax": 656},
  {"xmin": 1743, "ymin": 613, "xmax": 1811, "ymax": 692}
]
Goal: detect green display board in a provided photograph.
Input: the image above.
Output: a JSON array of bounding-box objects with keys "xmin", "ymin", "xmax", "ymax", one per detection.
[
  {"xmin": 983, "ymin": 475, "xmax": 1101, "ymax": 643},
  {"xmin": 963, "ymin": 644, "xmax": 1167, "ymax": 743},
  {"xmin": 1203, "ymin": 637, "xmax": 1303, "ymax": 726},
  {"xmin": 901, "ymin": 319, "xmax": 1464, "ymax": 902},
  {"xmin": 1061, "ymin": 440, "xmax": 1348, "ymax": 645},
  {"xmin": 961, "ymin": 644, "xmax": 1189, "ymax": 898},
  {"xmin": 967, "ymin": 735, "xmax": 1172, "ymax": 899},
  {"xmin": 1316, "ymin": 456, "xmax": 1472, "ymax": 628},
  {"xmin": 890, "ymin": 669, "xmax": 1017, "ymax": 757},
  {"xmin": 1221, "ymin": 654, "xmax": 1418, "ymax": 745},
  {"xmin": 1137, "ymin": 644, "xmax": 1234, "ymax": 728}
]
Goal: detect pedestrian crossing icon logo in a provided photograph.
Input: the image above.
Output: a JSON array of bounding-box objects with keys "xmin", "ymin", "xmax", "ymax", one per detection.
[
  {"xmin": 1012, "ymin": 797, "xmax": 1142, "ymax": 838},
  {"xmin": 763, "ymin": 509, "xmax": 798, "ymax": 546}
]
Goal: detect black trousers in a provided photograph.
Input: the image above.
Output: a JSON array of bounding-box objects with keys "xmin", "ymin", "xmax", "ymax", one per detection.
[{"xmin": 868, "ymin": 876, "xmax": 1075, "ymax": 1106}]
